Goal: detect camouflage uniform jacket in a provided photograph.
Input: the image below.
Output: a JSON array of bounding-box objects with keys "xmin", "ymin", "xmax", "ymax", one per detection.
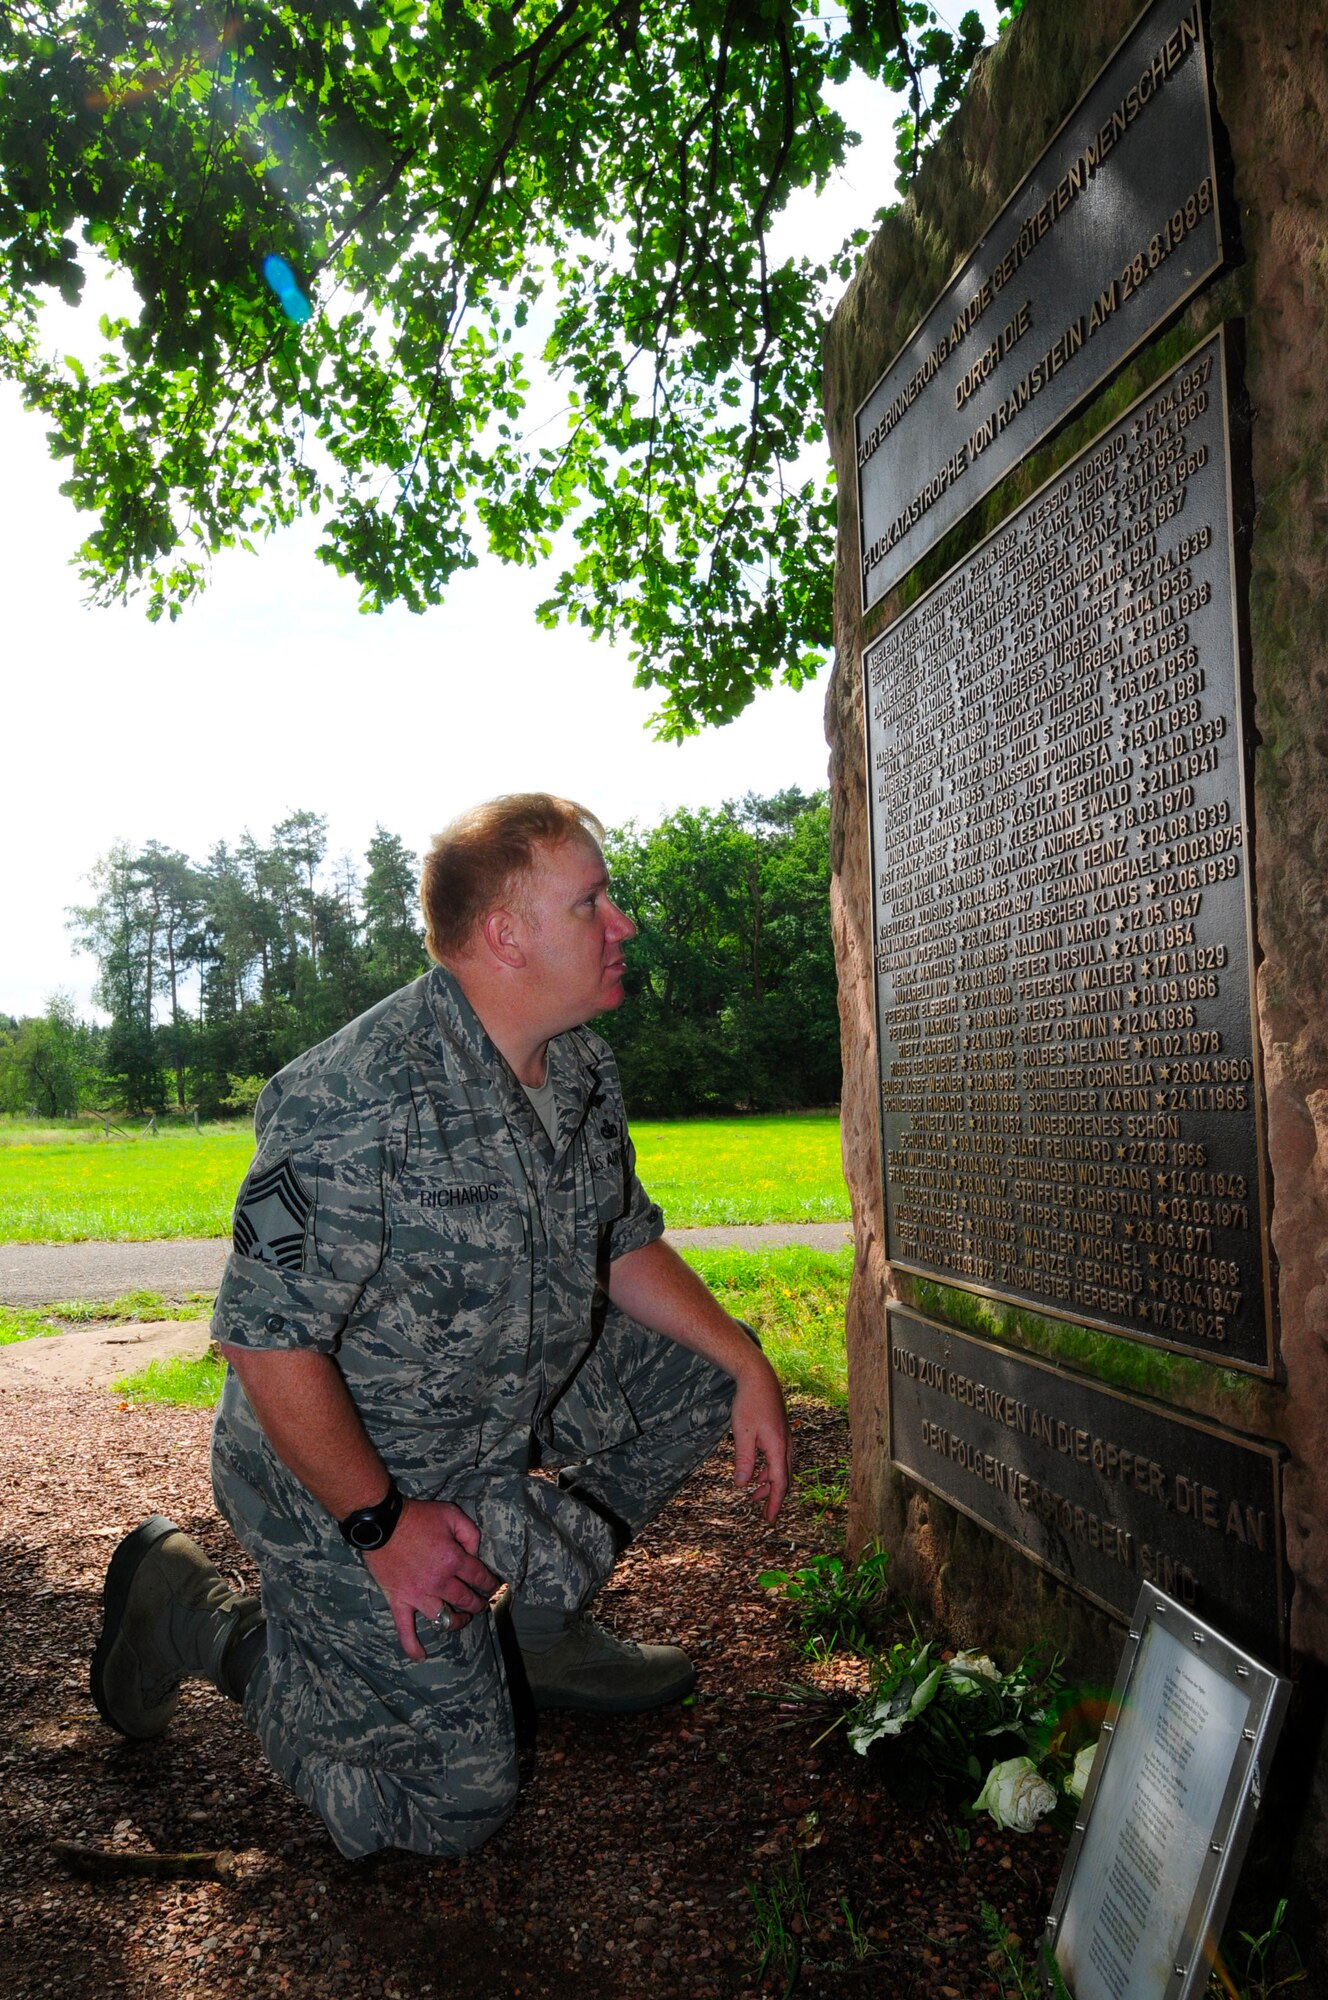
[{"xmin": 210, "ymin": 966, "xmax": 664, "ymax": 1514}]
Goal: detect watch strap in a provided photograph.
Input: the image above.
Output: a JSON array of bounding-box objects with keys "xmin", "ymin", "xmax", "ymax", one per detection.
[{"xmin": 337, "ymin": 1478, "xmax": 404, "ymax": 1551}]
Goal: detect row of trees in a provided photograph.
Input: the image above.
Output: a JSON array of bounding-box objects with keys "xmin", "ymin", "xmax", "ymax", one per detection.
[
  {"xmin": 1, "ymin": 791, "xmax": 839, "ymax": 1119},
  {"xmin": 0, "ymin": 995, "xmax": 104, "ymax": 1125},
  {"xmin": 58, "ymin": 812, "xmax": 424, "ymax": 1115}
]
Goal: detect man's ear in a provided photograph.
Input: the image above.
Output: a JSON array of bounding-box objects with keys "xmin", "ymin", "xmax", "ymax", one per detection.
[{"xmin": 479, "ymin": 904, "xmax": 527, "ymax": 970}]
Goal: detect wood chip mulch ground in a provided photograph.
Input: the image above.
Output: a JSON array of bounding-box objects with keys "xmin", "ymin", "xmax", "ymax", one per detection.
[{"xmin": 0, "ymin": 1381, "xmax": 1069, "ymax": 1999}]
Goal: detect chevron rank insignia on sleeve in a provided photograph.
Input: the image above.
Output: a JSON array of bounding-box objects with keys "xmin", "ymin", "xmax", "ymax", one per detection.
[{"xmin": 233, "ymin": 1156, "xmax": 312, "ymax": 1270}]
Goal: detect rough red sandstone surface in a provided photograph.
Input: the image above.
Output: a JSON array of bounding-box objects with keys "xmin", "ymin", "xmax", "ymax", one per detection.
[
  {"xmin": 822, "ymin": 0, "xmax": 1328, "ymax": 1941},
  {"xmin": 1214, "ymin": 0, "xmax": 1328, "ymax": 1657}
]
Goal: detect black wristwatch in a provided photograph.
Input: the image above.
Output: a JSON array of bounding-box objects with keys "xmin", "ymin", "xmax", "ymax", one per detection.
[{"xmin": 338, "ymin": 1478, "xmax": 404, "ymax": 1551}]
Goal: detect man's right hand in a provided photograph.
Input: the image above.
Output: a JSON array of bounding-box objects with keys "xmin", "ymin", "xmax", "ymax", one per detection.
[
  {"xmin": 364, "ymin": 1499, "xmax": 500, "ymax": 1661},
  {"xmin": 217, "ymin": 1344, "xmax": 500, "ymax": 1658}
]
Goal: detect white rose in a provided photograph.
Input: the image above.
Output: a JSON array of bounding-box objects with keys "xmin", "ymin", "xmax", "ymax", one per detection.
[
  {"xmin": 974, "ymin": 1755, "xmax": 1058, "ymax": 1832},
  {"xmin": 946, "ymin": 1649, "xmax": 1001, "ymax": 1687},
  {"xmin": 1064, "ymin": 1741, "xmax": 1098, "ymax": 1802}
]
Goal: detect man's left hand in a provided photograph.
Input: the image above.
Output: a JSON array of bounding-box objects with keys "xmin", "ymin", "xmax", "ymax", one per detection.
[
  {"xmin": 606, "ymin": 1236, "xmax": 794, "ymax": 1522},
  {"xmin": 730, "ymin": 1351, "xmax": 792, "ymax": 1522}
]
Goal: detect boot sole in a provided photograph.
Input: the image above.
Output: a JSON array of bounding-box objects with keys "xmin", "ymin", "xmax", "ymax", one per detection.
[{"xmin": 90, "ymin": 1514, "xmax": 184, "ymax": 1736}]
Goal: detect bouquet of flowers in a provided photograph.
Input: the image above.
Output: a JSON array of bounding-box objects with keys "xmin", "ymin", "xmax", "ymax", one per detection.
[{"xmin": 845, "ymin": 1634, "xmax": 1096, "ymax": 1832}]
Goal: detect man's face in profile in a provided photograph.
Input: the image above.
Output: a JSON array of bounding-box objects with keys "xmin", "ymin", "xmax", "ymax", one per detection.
[{"xmin": 517, "ymin": 836, "xmax": 636, "ymax": 1032}]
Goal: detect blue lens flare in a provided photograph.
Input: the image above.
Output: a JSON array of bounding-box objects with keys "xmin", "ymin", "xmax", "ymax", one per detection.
[{"xmin": 261, "ymin": 254, "xmax": 311, "ymax": 324}]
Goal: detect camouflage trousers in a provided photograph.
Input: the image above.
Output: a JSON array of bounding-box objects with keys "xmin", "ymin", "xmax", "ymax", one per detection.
[{"xmin": 211, "ymin": 1316, "xmax": 736, "ymax": 1860}]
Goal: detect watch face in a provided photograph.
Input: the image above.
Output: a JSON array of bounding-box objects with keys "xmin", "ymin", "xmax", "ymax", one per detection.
[
  {"xmin": 348, "ymin": 1517, "xmax": 387, "ymax": 1550},
  {"xmin": 339, "ymin": 1482, "xmax": 401, "ymax": 1550}
]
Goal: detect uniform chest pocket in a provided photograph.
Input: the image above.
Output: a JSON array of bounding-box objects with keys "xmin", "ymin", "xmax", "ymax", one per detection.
[
  {"xmin": 588, "ymin": 1144, "xmax": 628, "ymax": 1228},
  {"xmin": 387, "ymin": 1173, "xmax": 526, "ymax": 1299}
]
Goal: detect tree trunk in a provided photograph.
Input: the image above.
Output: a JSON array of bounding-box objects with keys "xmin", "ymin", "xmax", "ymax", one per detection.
[{"xmin": 166, "ymin": 926, "xmax": 185, "ymax": 1110}]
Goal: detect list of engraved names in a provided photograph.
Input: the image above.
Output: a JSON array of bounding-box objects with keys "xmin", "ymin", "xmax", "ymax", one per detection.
[{"xmin": 865, "ymin": 334, "xmax": 1271, "ymax": 1370}]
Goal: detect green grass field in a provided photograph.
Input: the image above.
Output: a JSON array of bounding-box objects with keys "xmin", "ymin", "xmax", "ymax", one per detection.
[
  {"xmin": 634, "ymin": 1114, "xmax": 847, "ymax": 1227},
  {"xmin": 112, "ymin": 1349, "xmax": 229, "ymax": 1406},
  {"xmin": 0, "ymin": 1125, "xmax": 254, "ymax": 1240},
  {"xmin": 106, "ymin": 1245, "xmax": 853, "ymax": 1409},
  {"xmin": 681, "ymin": 1245, "xmax": 852, "ymax": 1405},
  {"xmin": 0, "ymin": 1112, "xmax": 847, "ymax": 1241},
  {"xmin": 0, "ymin": 1291, "xmax": 214, "ymax": 1345}
]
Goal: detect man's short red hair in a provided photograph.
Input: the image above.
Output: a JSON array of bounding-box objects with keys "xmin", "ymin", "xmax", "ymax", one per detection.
[{"xmin": 420, "ymin": 793, "xmax": 604, "ymax": 963}]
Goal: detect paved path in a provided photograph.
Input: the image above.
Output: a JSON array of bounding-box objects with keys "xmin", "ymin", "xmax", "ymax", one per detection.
[
  {"xmin": 0, "ymin": 1223, "xmax": 853, "ymax": 1306},
  {"xmin": 0, "ymin": 1224, "xmax": 854, "ymax": 1394}
]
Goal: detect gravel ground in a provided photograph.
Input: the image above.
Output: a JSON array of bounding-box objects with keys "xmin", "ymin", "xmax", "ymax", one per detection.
[{"xmin": 0, "ymin": 1383, "xmax": 1065, "ymax": 2000}]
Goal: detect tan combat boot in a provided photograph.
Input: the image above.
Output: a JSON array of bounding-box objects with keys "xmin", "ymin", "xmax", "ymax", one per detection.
[
  {"xmin": 91, "ymin": 1516, "xmax": 264, "ymax": 1739},
  {"xmin": 512, "ymin": 1602, "xmax": 695, "ymax": 1714}
]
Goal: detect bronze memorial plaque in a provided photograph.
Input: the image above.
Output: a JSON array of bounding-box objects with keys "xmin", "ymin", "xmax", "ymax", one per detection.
[
  {"xmin": 865, "ymin": 330, "xmax": 1274, "ymax": 1374},
  {"xmin": 855, "ymin": 0, "xmax": 1224, "ymax": 609},
  {"xmin": 888, "ymin": 1309, "xmax": 1287, "ymax": 1667}
]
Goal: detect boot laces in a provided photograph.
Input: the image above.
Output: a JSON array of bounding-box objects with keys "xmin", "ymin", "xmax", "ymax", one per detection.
[{"xmin": 576, "ymin": 1613, "xmax": 643, "ymax": 1662}]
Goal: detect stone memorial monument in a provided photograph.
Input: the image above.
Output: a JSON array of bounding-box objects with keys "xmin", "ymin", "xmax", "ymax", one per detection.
[{"xmin": 822, "ymin": 0, "xmax": 1328, "ymax": 1938}]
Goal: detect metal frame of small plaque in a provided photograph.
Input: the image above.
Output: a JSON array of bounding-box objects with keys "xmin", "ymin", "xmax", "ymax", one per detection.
[
  {"xmin": 1043, "ymin": 1584, "xmax": 1289, "ymax": 2000},
  {"xmin": 855, "ymin": 0, "xmax": 1225, "ymax": 608},
  {"xmin": 864, "ymin": 326, "xmax": 1276, "ymax": 1375}
]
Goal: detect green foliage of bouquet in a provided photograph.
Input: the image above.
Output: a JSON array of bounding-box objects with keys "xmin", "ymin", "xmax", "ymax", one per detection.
[{"xmin": 843, "ymin": 1634, "xmax": 1084, "ymax": 1832}]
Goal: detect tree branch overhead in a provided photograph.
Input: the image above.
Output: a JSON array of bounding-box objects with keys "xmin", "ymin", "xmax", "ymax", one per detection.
[{"xmin": 0, "ymin": 0, "xmax": 1012, "ymax": 733}]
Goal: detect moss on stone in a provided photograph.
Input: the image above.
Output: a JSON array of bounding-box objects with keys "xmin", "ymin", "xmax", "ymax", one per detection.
[{"xmin": 907, "ymin": 1278, "xmax": 1267, "ymax": 1433}]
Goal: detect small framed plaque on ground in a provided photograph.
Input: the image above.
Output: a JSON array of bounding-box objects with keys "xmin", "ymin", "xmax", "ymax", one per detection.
[{"xmin": 1044, "ymin": 1584, "xmax": 1288, "ymax": 1999}]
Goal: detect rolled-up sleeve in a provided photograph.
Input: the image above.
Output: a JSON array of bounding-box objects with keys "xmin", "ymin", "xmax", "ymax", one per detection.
[
  {"xmin": 211, "ymin": 1075, "xmax": 391, "ymax": 1354},
  {"xmin": 605, "ymin": 1130, "xmax": 664, "ymax": 1264},
  {"xmin": 211, "ymin": 1256, "xmax": 369, "ymax": 1353}
]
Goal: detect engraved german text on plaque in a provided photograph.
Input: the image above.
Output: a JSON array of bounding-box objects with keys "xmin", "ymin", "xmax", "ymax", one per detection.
[
  {"xmin": 888, "ymin": 1309, "xmax": 1286, "ymax": 1665},
  {"xmin": 865, "ymin": 331, "xmax": 1273, "ymax": 1374},
  {"xmin": 855, "ymin": 0, "xmax": 1223, "ymax": 609}
]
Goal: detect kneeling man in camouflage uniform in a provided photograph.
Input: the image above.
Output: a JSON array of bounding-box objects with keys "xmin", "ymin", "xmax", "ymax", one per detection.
[{"xmin": 91, "ymin": 794, "xmax": 791, "ymax": 1859}]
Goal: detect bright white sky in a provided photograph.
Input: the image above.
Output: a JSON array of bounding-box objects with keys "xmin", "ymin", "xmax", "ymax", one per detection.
[{"xmin": 0, "ymin": 11, "xmax": 999, "ymax": 1019}]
